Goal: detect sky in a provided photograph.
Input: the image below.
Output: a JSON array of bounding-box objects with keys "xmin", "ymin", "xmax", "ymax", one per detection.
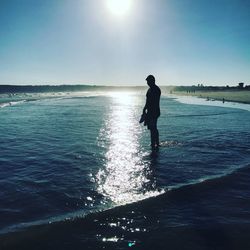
[{"xmin": 0, "ymin": 0, "xmax": 249, "ymax": 86}]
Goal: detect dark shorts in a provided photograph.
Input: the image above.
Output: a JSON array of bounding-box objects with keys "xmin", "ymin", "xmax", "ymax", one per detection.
[{"xmin": 147, "ymin": 117, "xmax": 158, "ymax": 130}]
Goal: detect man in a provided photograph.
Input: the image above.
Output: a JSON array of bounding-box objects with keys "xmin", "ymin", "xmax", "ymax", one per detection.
[{"xmin": 143, "ymin": 75, "xmax": 161, "ymax": 150}]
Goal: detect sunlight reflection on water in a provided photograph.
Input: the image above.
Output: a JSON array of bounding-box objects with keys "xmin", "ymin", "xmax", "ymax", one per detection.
[{"xmin": 96, "ymin": 92, "xmax": 163, "ymax": 205}]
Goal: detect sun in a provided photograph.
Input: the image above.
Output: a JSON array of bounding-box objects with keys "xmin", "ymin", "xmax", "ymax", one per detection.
[{"xmin": 106, "ymin": 0, "xmax": 133, "ymax": 17}]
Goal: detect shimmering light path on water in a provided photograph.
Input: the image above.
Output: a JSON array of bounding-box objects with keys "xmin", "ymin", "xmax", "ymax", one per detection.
[{"xmin": 96, "ymin": 92, "xmax": 163, "ymax": 205}]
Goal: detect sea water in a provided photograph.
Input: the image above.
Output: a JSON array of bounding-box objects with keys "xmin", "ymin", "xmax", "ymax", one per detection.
[{"xmin": 1, "ymin": 90, "xmax": 250, "ymax": 249}]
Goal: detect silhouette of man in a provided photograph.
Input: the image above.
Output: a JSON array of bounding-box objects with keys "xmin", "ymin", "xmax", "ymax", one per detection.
[{"xmin": 143, "ymin": 75, "xmax": 161, "ymax": 149}]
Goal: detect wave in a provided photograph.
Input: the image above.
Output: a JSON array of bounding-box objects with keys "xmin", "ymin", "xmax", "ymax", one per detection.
[
  {"xmin": 0, "ymin": 100, "xmax": 27, "ymax": 108},
  {"xmin": 168, "ymin": 111, "xmax": 239, "ymax": 118},
  {"xmin": 0, "ymin": 91, "xmax": 111, "ymax": 109},
  {"xmin": 1, "ymin": 163, "xmax": 249, "ymax": 240}
]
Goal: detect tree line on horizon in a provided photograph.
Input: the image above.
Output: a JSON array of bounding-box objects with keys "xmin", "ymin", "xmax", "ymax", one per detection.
[{"xmin": 0, "ymin": 85, "xmax": 148, "ymax": 94}]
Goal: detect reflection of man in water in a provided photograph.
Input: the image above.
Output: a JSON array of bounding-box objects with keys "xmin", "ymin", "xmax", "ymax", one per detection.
[{"xmin": 143, "ymin": 75, "xmax": 161, "ymax": 149}]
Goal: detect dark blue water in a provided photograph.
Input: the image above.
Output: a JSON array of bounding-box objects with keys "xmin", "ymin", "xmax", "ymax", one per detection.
[{"xmin": 1, "ymin": 91, "xmax": 250, "ymax": 249}]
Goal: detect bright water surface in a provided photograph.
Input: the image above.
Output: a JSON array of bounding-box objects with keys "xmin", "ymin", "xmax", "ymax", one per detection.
[{"xmin": 1, "ymin": 91, "xmax": 250, "ymax": 249}]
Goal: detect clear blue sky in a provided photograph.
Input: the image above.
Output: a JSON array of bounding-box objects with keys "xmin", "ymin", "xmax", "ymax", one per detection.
[{"xmin": 0, "ymin": 0, "xmax": 249, "ymax": 86}]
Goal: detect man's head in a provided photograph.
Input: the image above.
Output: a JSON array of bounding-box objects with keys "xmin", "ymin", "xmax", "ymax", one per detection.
[{"xmin": 146, "ymin": 75, "xmax": 155, "ymax": 87}]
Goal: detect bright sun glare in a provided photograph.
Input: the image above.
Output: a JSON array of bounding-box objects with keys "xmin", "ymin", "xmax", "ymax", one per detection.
[{"xmin": 107, "ymin": 0, "xmax": 133, "ymax": 17}]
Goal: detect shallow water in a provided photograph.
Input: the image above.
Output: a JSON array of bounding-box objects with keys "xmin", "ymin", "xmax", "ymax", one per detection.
[{"xmin": 0, "ymin": 90, "xmax": 250, "ymax": 249}]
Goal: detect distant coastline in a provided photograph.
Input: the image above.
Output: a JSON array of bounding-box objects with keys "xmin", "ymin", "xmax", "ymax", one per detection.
[
  {"xmin": 172, "ymin": 90, "xmax": 250, "ymax": 105},
  {"xmin": 1, "ymin": 84, "xmax": 250, "ymax": 105},
  {"xmin": 0, "ymin": 84, "xmax": 148, "ymax": 94},
  {"xmin": 171, "ymin": 84, "xmax": 250, "ymax": 105}
]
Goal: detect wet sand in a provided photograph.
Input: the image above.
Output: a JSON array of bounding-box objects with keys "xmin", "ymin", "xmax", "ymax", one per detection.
[{"xmin": 172, "ymin": 90, "xmax": 250, "ymax": 104}]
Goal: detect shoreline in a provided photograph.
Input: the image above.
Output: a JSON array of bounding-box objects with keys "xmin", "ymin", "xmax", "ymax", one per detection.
[{"xmin": 171, "ymin": 90, "xmax": 250, "ymax": 105}]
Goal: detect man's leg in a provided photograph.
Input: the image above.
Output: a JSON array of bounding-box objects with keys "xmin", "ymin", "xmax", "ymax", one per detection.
[
  {"xmin": 150, "ymin": 118, "xmax": 159, "ymax": 148},
  {"xmin": 155, "ymin": 128, "xmax": 159, "ymax": 146},
  {"xmin": 154, "ymin": 118, "xmax": 160, "ymax": 147},
  {"xmin": 150, "ymin": 128, "xmax": 158, "ymax": 149},
  {"xmin": 150, "ymin": 129, "xmax": 155, "ymax": 147}
]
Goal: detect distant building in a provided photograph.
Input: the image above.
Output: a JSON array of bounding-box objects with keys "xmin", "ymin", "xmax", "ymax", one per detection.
[{"xmin": 238, "ymin": 82, "xmax": 244, "ymax": 89}]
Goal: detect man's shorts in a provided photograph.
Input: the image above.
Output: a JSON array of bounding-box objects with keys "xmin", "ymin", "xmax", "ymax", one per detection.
[{"xmin": 147, "ymin": 117, "xmax": 158, "ymax": 130}]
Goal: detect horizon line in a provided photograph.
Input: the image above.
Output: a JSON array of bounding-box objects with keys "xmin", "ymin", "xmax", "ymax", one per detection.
[{"xmin": 0, "ymin": 83, "xmax": 245, "ymax": 87}]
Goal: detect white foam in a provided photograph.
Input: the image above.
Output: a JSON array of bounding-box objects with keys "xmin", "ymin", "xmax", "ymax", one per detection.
[
  {"xmin": 0, "ymin": 100, "xmax": 26, "ymax": 108},
  {"xmin": 0, "ymin": 103, "xmax": 10, "ymax": 108}
]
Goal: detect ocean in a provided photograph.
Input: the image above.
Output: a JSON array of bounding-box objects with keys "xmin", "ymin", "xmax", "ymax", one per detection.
[{"xmin": 0, "ymin": 89, "xmax": 250, "ymax": 249}]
